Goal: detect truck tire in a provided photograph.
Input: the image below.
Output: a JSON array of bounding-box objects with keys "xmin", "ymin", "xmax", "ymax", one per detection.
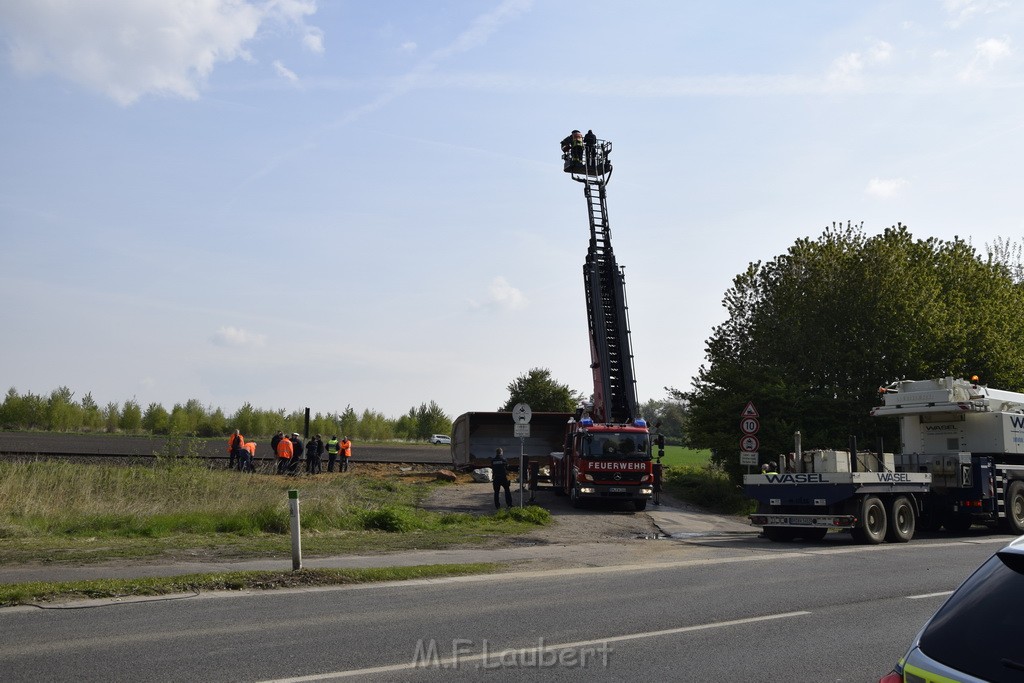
[
  {"xmin": 885, "ymin": 496, "xmax": 915, "ymax": 543},
  {"xmin": 851, "ymin": 496, "xmax": 887, "ymax": 544},
  {"xmin": 570, "ymin": 486, "xmax": 582, "ymax": 509},
  {"xmin": 1001, "ymin": 480, "xmax": 1024, "ymax": 534},
  {"xmin": 633, "ymin": 499, "xmax": 648, "ymax": 512}
]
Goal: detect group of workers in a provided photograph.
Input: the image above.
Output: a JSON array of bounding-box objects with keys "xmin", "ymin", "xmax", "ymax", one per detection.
[
  {"xmin": 226, "ymin": 429, "xmax": 351, "ymax": 475},
  {"xmin": 559, "ymin": 128, "xmax": 608, "ymax": 174}
]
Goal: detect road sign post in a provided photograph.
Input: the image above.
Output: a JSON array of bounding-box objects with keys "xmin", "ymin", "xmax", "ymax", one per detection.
[
  {"xmin": 512, "ymin": 404, "xmax": 532, "ymax": 508},
  {"xmin": 740, "ymin": 402, "xmax": 759, "ymax": 473}
]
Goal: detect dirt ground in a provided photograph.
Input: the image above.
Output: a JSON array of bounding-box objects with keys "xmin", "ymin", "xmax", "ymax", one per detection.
[{"xmin": 406, "ymin": 465, "xmax": 666, "ymax": 546}]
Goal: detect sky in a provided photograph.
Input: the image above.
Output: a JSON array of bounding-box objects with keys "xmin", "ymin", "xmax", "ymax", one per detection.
[{"xmin": 2, "ymin": 1, "xmax": 1024, "ymax": 422}]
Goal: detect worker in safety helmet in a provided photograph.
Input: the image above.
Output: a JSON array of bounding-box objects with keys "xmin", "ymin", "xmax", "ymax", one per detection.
[{"xmin": 559, "ymin": 130, "xmax": 585, "ymax": 162}]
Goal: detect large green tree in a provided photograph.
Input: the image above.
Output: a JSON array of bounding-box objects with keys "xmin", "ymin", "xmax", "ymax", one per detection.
[
  {"xmin": 639, "ymin": 392, "xmax": 687, "ymax": 442},
  {"xmin": 500, "ymin": 368, "xmax": 582, "ymax": 412},
  {"xmin": 686, "ymin": 223, "xmax": 1024, "ymax": 480}
]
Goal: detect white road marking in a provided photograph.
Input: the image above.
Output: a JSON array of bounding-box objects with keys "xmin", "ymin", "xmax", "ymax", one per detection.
[{"xmin": 907, "ymin": 591, "xmax": 953, "ymax": 600}]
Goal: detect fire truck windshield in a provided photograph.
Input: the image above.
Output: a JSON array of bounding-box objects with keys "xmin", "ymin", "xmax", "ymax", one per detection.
[{"xmin": 583, "ymin": 433, "xmax": 650, "ymax": 460}]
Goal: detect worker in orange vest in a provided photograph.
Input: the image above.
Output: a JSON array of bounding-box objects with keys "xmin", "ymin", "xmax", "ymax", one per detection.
[
  {"xmin": 227, "ymin": 429, "xmax": 245, "ymax": 470},
  {"xmin": 241, "ymin": 441, "xmax": 257, "ymax": 473},
  {"xmin": 275, "ymin": 435, "xmax": 294, "ymax": 475},
  {"xmin": 339, "ymin": 436, "xmax": 352, "ymax": 472}
]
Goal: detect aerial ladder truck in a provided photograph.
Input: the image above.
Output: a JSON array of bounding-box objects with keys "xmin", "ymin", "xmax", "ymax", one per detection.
[{"xmin": 548, "ymin": 135, "xmax": 655, "ymax": 510}]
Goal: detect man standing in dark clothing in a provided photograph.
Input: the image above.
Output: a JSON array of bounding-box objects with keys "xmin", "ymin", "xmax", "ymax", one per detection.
[
  {"xmin": 490, "ymin": 448, "xmax": 514, "ymax": 509},
  {"xmin": 306, "ymin": 435, "xmax": 324, "ymax": 474},
  {"xmin": 584, "ymin": 129, "xmax": 597, "ymax": 162},
  {"xmin": 287, "ymin": 433, "xmax": 304, "ymax": 474}
]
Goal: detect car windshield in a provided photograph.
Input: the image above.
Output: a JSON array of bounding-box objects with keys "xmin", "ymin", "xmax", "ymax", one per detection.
[
  {"xmin": 583, "ymin": 434, "xmax": 650, "ymax": 460},
  {"xmin": 918, "ymin": 550, "xmax": 1024, "ymax": 682}
]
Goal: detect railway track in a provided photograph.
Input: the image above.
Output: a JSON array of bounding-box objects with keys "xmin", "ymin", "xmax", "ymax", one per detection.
[{"xmin": 0, "ymin": 433, "xmax": 451, "ymax": 465}]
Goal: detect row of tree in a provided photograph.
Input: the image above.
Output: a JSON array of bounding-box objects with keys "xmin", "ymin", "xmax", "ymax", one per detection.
[
  {"xmin": 0, "ymin": 387, "xmax": 452, "ymax": 442},
  {"xmin": 0, "ymin": 366, "xmax": 689, "ymax": 445},
  {"xmin": 683, "ymin": 223, "xmax": 1024, "ymax": 480}
]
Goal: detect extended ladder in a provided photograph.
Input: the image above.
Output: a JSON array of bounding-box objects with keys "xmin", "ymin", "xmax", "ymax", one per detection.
[{"xmin": 568, "ymin": 139, "xmax": 638, "ymax": 424}]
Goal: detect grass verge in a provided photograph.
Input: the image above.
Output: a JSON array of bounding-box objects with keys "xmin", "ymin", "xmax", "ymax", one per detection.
[
  {"xmin": 0, "ymin": 563, "xmax": 504, "ymax": 607},
  {"xmin": 0, "ymin": 460, "xmax": 551, "ymax": 564}
]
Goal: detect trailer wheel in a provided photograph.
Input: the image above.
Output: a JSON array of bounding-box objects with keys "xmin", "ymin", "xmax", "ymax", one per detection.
[
  {"xmin": 851, "ymin": 496, "xmax": 887, "ymax": 544},
  {"xmin": 1001, "ymin": 480, "xmax": 1024, "ymax": 534},
  {"xmin": 885, "ymin": 496, "xmax": 915, "ymax": 543}
]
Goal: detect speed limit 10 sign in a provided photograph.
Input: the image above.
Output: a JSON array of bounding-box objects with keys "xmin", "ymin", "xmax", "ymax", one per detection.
[{"xmin": 741, "ymin": 416, "xmax": 759, "ymax": 435}]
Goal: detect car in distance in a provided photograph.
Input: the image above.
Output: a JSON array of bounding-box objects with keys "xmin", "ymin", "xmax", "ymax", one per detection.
[
  {"xmin": 879, "ymin": 534, "xmax": 1024, "ymax": 683},
  {"xmin": 429, "ymin": 434, "xmax": 451, "ymax": 445}
]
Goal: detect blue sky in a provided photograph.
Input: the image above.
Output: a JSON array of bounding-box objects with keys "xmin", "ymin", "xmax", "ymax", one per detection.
[{"xmin": 2, "ymin": 1, "xmax": 1023, "ymax": 421}]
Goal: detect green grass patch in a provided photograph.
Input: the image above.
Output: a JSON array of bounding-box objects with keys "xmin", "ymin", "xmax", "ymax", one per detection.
[
  {"xmin": 0, "ymin": 563, "xmax": 504, "ymax": 607},
  {"xmin": 656, "ymin": 445, "xmax": 712, "ymax": 468},
  {"xmin": 662, "ymin": 464, "xmax": 753, "ymax": 515}
]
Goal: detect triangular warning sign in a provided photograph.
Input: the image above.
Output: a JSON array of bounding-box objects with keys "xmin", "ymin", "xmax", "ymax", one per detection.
[{"xmin": 742, "ymin": 401, "xmax": 759, "ymax": 418}]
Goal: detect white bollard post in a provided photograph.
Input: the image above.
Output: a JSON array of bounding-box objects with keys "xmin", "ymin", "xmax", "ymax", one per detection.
[{"xmin": 289, "ymin": 489, "xmax": 302, "ymax": 571}]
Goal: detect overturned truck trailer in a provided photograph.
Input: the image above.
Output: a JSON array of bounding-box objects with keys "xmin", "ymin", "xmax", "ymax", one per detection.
[{"xmin": 450, "ymin": 412, "xmax": 572, "ymax": 470}]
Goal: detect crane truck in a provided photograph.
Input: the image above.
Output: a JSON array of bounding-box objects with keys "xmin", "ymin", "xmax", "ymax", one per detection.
[
  {"xmin": 548, "ymin": 136, "xmax": 654, "ymax": 511},
  {"xmin": 744, "ymin": 376, "xmax": 1024, "ymax": 543}
]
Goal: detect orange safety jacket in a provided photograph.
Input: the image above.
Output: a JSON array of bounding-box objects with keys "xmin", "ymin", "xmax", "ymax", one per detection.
[
  {"xmin": 276, "ymin": 439, "xmax": 294, "ymax": 460},
  {"xmin": 227, "ymin": 433, "xmax": 245, "ymax": 453},
  {"xmin": 340, "ymin": 439, "xmax": 352, "ymax": 458},
  {"xmin": 243, "ymin": 442, "xmax": 257, "ymax": 457}
]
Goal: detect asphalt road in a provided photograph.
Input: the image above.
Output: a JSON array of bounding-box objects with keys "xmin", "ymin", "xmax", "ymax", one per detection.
[{"xmin": 0, "ymin": 533, "xmax": 1012, "ymax": 681}]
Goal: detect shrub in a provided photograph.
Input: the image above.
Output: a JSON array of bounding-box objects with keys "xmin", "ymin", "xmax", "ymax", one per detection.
[
  {"xmin": 663, "ymin": 464, "xmax": 752, "ymax": 515},
  {"xmin": 497, "ymin": 505, "xmax": 551, "ymax": 525},
  {"xmin": 357, "ymin": 505, "xmax": 420, "ymax": 532}
]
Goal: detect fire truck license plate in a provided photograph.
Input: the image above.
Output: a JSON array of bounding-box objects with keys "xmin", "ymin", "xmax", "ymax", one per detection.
[{"xmin": 609, "ymin": 487, "xmax": 627, "ymax": 493}]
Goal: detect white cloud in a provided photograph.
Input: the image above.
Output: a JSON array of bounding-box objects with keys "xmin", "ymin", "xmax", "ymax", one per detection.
[
  {"xmin": 468, "ymin": 277, "xmax": 528, "ymax": 311},
  {"xmin": 865, "ymin": 177, "xmax": 909, "ymax": 199},
  {"xmin": 400, "ymin": 41, "xmax": 418, "ymax": 53},
  {"xmin": 826, "ymin": 40, "xmax": 893, "ymax": 90},
  {"xmin": 211, "ymin": 326, "xmax": 267, "ymax": 348},
  {"xmin": 273, "ymin": 60, "xmax": 299, "ymax": 83},
  {"xmin": 303, "ymin": 27, "xmax": 325, "ymax": 54},
  {"xmin": 0, "ymin": 0, "xmax": 323, "ymax": 105},
  {"xmin": 959, "ymin": 36, "xmax": 1013, "ymax": 82},
  {"xmin": 944, "ymin": 0, "xmax": 1009, "ymax": 29}
]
